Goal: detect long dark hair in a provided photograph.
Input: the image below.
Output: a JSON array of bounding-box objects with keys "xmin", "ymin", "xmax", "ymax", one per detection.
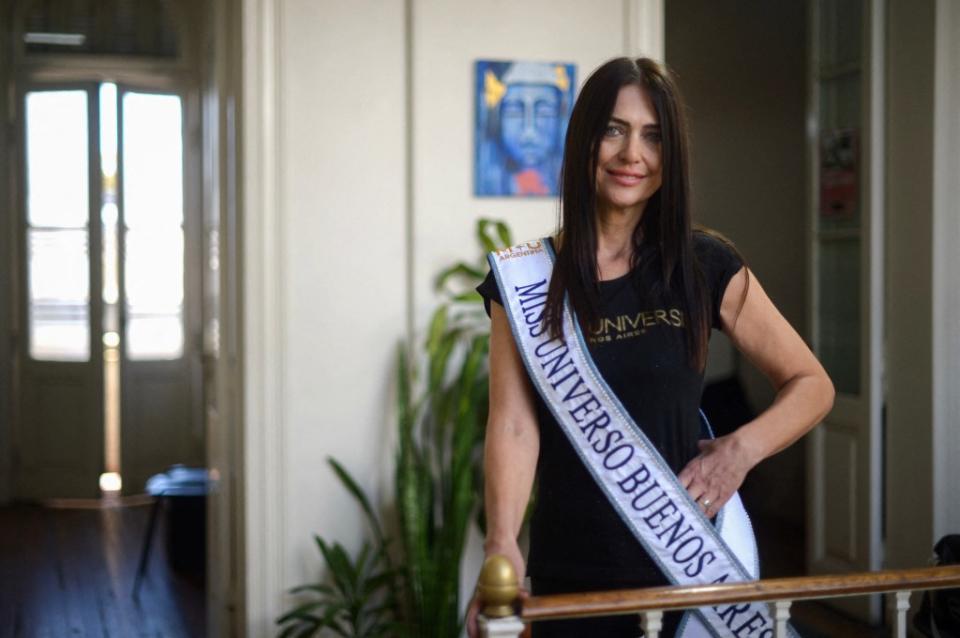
[{"xmin": 544, "ymin": 57, "xmax": 713, "ymax": 371}]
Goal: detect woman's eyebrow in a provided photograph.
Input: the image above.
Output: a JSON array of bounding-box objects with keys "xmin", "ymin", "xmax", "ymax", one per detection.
[{"xmin": 608, "ymin": 116, "xmax": 660, "ymax": 130}]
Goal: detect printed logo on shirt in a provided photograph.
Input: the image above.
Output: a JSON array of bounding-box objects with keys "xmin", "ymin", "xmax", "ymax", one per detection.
[{"xmin": 588, "ymin": 308, "xmax": 685, "ymax": 344}]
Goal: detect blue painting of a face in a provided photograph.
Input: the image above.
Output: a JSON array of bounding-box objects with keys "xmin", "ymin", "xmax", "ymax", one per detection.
[
  {"xmin": 499, "ymin": 83, "xmax": 563, "ymax": 169},
  {"xmin": 474, "ymin": 60, "xmax": 575, "ymax": 197}
]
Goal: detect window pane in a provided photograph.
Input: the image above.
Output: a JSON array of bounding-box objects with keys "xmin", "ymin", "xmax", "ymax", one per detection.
[
  {"xmin": 26, "ymin": 91, "xmax": 89, "ymax": 228},
  {"xmin": 125, "ymin": 228, "xmax": 183, "ymax": 309},
  {"xmin": 127, "ymin": 315, "xmax": 183, "ymax": 361},
  {"xmin": 817, "ymin": 238, "xmax": 861, "ymax": 395},
  {"xmin": 125, "ymin": 228, "xmax": 183, "ymax": 359},
  {"xmin": 819, "ymin": 74, "xmax": 861, "ymax": 132},
  {"xmin": 122, "ymin": 92, "xmax": 183, "ymax": 229},
  {"xmin": 818, "ymin": 0, "xmax": 862, "ymax": 69},
  {"xmin": 29, "ymin": 229, "xmax": 90, "ymax": 360}
]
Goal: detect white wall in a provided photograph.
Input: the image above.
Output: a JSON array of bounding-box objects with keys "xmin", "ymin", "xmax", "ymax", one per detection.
[
  {"xmin": 280, "ymin": 0, "xmax": 408, "ymax": 579},
  {"xmin": 243, "ymin": 0, "xmax": 663, "ymax": 633},
  {"xmin": 243, "ymin": 1, "xmax": 407, "ymax": 634},
  {"xmin": 411, "ymin": 0, "xmax": 656, "ymax": 327}
]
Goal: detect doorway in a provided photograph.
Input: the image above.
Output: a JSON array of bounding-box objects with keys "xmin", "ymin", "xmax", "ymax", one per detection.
[
  {"xmin": 16, "ymin": 80, "xmax": 203, "ymax": 500},
  {"xmin": 0, "ymin": 1, "xmax": 232, "ymax": 635},
  {"xmin": 8, "ymin": 0, "xmax": 205, "ymax": 502}
]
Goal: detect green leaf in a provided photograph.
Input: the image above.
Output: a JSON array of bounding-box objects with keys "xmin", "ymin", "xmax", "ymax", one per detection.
[
  {"xmin": 434, "ymin": 262, "xmax": 486, "ymax": 293},
  {"xmin": 277, "ymin": 623, "xmax": 306, "ymax": 638},
  {"xmin": 475, "ymin": 218, "xmax": 499, "ymax": 254},
  {"xmin": 313, "ymin": 536, "xmax": 355, "ymax": 598},
  {"xmin": 452, "ymin": 290, "xmax": 483, "ymax": 303},
  {"xmin": 276, "ymin": 600, "xmax": 324, "ymax": 624},
  {"xmin": 326, "ymin": 458, "xmax": 387, "ymax": 551},
  {"xmin": 495, "ymin": 220, "xmax": 513, "ymax": 248},
  {"xmin": 288, "ymin": 583, "xmax": 336, "ymax": 596},
  {"xmin": 424, "ymin": 306, "xmax": 448, "ymax": 357}
]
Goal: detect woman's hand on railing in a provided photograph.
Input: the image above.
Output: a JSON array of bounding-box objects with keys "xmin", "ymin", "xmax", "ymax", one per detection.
[{"xmin": 483, "ymin": 538, "xmax": 526, "ymax": 587}]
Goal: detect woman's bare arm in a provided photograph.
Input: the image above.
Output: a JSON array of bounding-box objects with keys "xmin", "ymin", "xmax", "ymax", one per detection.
[
  {"xmin": 679, "ymin": 267, "xmax": 835, "ymax": 517},
  {"xmin": 467, "ymin": 302, "xmax": 540, "ymax": 638},
  {"xmin": 483, "ymin": 301, "xmax": 540, "ymax": 577}
]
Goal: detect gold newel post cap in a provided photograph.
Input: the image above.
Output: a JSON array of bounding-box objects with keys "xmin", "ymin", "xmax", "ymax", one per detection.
[{"xmin": 477, "ymin": 554, "xmax": 519, "ymax": 618}]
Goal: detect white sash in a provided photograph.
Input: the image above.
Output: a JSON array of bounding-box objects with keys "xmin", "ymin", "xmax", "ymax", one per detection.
[{"xmin": 489, "ymin": 239, "xmax": 797, "ymax": 638}]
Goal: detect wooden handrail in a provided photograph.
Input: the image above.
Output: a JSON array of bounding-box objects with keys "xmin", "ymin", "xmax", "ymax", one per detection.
[{"xmin": 520, "ymin": 565, "xmax": 960, "ymax": 621}]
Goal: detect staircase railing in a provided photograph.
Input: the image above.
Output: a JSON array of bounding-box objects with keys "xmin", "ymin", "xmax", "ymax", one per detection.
[{"xmin": 476, "ymin": 555, "xmax": 960, "ymax": 638}]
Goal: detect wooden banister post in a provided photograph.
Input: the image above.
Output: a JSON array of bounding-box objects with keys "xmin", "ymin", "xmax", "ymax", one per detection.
[
  {"xmin": 640, "ymin": 610, "xmax": 663, "ymax": 638},
  {"xmin": 893, "ymin": 590, "xmax": 911, "ymax": 638},
  {"xmin": 477, "ymin": 555, "xmax": 524, "ymax": 638}
]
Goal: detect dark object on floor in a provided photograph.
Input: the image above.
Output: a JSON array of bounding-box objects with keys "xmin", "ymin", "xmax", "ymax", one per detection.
[
  {"xmin": 133, "ymin": 465, "xmax": 212, "ymax": 599},
  {"xmin": 914, "ymin": 535, "xmax": 960, "ymax": 637},
  {"xmin": 701, "ymin": 375, "xmax": 756, "ymax": 437}
]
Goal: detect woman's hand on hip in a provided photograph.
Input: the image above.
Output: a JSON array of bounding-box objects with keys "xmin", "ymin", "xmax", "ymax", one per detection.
[{"xmin": 677, "ymin": 433, "xmax": 759, "ymax": 519}]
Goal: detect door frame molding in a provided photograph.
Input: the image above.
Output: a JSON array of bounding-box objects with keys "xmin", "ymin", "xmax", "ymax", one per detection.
[
  {"xmin": 932, "ymin": 0, "xmax": 960, "ymax": 538},
  {"xmin": 864, "ymin": 0, "xmax": 886, "ymax": 577},
  {"xmin": 1, "ymin": 3, "xmax": 15, "ymax": 504},
  {"xmin": 240, "ymin": 0, "xmax": 287, "ymax": 634}
]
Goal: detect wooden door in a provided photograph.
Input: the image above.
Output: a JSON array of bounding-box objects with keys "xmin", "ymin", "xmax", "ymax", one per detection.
[
  {"xmin": 806, "ymin": 0, "xmax": 885, "ymax": 623},
  {"xmin": 116, "ymin": 84, "xmax": 204, "ymax": 494},
  {"xmin": 16, "ymin": 84, "xmax": 104, "ymax": 499}
]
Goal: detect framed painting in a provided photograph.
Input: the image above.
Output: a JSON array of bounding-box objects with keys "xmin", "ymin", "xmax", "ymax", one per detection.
[{"xmin": 474, "ymin": 60, "xmax": 575, "ymax": 197}]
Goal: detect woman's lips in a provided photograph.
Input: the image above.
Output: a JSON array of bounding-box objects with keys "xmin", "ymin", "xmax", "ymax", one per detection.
[{"xmin": 607, "ymin": 169, "xmax": 646, "ymax": 185}]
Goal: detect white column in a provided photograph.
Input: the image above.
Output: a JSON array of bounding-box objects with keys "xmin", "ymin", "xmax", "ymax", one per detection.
[
  {"xmin": 479, "ymin": 615, "xmax": 525, "ymax": 638},
  {"xmin": 773, "ymin": 600, "xmax": 793, "ymax": 638},
  {"xmin": 893, "ymin": 591, "xmax": 912, "ymax": 638},
  {"xmin": 640, "ymin": 610, "xmax": 663, "ymax": 638},
  {"xmin": 623, "ymin": 0, "xmax": 665, "ymax": 61},
  {"xmin": 242, "ymin": 0, "xmax": 287, "ymax": 634}
]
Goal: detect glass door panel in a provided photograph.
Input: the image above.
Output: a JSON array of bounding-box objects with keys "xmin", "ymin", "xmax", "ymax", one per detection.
[
  {"xmin": 816, "ymin": 1, "xmax": 863, "ymax": 398},
  {"xmin": 818, "ymin": 0, "xmax": 862, "ymax": 69},
  {"xmin": 807, "ymin": 1, "xmax": 884, "ymax": 623},
  {"xmin": 25, "ymin": 90, "xmax": 91, "ymax": 361},
  {"xmin": 817, "ymin": 238, "xmax": 861, "ymax": 394},
  {"xmin": 120, "ymin": 91, "xmax": 185, "ymax": 361},
  {"xmin": 18, "ymin": 84, "xmax": 104, "ymax": 499}
]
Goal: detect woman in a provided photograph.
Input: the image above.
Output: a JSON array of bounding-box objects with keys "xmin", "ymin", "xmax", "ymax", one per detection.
[{"xmin": 468, "ymin": 57, "xmax": 834, "ymax": 637}]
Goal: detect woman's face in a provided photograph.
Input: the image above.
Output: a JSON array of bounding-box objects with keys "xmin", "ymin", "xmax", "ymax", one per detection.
[{"xmin": 594, "ymin": 84, "xmax": 662, "ymax": 216}]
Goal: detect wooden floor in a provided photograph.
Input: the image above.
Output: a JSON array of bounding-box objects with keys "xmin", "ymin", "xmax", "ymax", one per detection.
[
  {"xmin": 0, "ymin": 502, "xmax": 205, "ymax": 638},
  {"xmin": 0, "ymin": 499, "xmax": 891, "ymax": 638}
]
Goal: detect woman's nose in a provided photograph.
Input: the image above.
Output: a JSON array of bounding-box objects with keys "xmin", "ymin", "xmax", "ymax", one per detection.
[{"xmin": 619, "ymin": 133, "xmax": 643, "ymax": 163}]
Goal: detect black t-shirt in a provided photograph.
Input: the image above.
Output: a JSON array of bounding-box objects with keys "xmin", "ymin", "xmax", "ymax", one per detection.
[{"xmin": 476, "ymin": 231, "xmax": 744, "ymax": 585}]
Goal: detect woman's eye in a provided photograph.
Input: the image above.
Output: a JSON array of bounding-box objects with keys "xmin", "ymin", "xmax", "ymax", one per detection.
[
  {"xmin": 604, "ymin": 125, "xmax": 623, "ymax": 136},
  {"xmin": 644, "ymin": 131, "xmax": 662, "ymax": 143}
]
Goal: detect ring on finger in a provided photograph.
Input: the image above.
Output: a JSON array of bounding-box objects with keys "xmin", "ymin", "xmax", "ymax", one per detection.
[{"xmin": 701, "ymin": 498, "xmax": 712, "ymax": 509}]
